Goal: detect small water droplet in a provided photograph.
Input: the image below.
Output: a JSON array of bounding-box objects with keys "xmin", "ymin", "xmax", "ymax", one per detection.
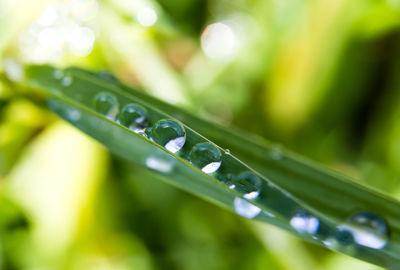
[
  {"xmin": 234, "ymin": 172, "xmax": 262, "ymax": 199},
  {"xmin": 270, "ymin": 144, "xmax": 284, "ymax": 160},
  {"xmin": 338, "ymin": 212, "xmax": 389, "ymax": 249},
  {"xmin": 53, "ymin": 69, "xmax": 63, "ymax": 79},
  {"xmin": 117, "ymin": 104, "xmax": 148, "ymax": 132},
  {"xmin": 224, "ymin": 149, "xmax": 230, "ymax": 155},
  {"xmin": 217, "ymin": 173, "xmax": 236, "ymax": 189},
  {"xmin": 46, "ymin": 99, "xmax": 59, "ymax": 110},
  {"xmin": 151, "ymin": 119, "xmax": 186, "ymax": 153},
  {"xmin": 290, "ymin": 210, "xmax": 320, "ymax": 234},
  {"xmin": 144, "ymin": 127, "xmax": 152, "ymax": 138},
  {"xmin": 234, "ymin": 197, "xmax": 261, "ymax": 219},
  {"xmin": 189, "ymin": 142, "xmax": 222, "ymax": 174},
  {"xmin": 92, "ymin": 92, "xmax": 119, "ymax": 119},
  {"xmin": 65, "ymin": 109, "xmax": 81, "ymax": 122},
  {"xmin": 61, "ymin": 76, "xmax": 73, "ymax": 86}
]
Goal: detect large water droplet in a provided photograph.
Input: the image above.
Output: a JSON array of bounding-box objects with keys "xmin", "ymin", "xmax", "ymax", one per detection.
[
  {"xmin": 117, "ymin": 104, "xmax": 148, "ymax": 132},
  {"xmin": 234, "ymin": 172, "xmax": 262, "ymax": 199},
  {"xmin": 290, "ymin": 210, "xmax": 320, "ymax": 234},
  {"xmin": 338, "ymin": 212, "xmax": 389, "ymax": 249},
  {"xmin": 189, "ymin": 142, "xmax": 222, "ymax": 174},
  {"xmin": 234, "ymin": 197, "xmax": 261, "ymax": 219},
  {"xmin": 93, "ymin": 92, "xmax": 119, "ymax": 119},
  {"xmin": 151, "ymin": 119, "xmax": 186, "ymax": 153}
]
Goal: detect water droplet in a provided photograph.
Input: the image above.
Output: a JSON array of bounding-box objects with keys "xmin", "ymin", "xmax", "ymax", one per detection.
[
  {"xmin": 270, "ymin": 144, "xmax": 284, "ymax": 160},
  {"xmin": 234, "ymin": 172, "xmax": 262, "ymax": 199},
  {"xmin": 151, "ymin": 119, "xmax": 186, "ymax": 153},
  {"xmin": 53, "ymin": 69, "xmax": 63, "ymax": 79},
  {"xmin": 290, "ymin": 210, "xmax": 320, "ymax": 234},
  {"xmin": 117, "ymin": 104, "xmax": 147, "ymax": 132},
  {"xmin": 65, "ymin": 109, "xmax": 81, "ymax": 122},
  {"xmin": 96, "ymin": 71, "xmax": 120, "ymax": 84},
  {"xmin": 146, "ymin": 155, "xmax": 174, "ymax": 173},
  {"xmin": 189, "ymin": 142, "xmax": 222, "ymax": 174},
  {"xmin": 218, "ymin": 173, "xmax": 236, "ymax": 189},
  {"xmin": 46, "ymin": 99, "xmax": 59, "ymax": 110},
  {"xmin": 61, "ymin": 76, "xmax": 72, "ymax": 86},
  {"xmin": 234, "ymin": 197, "xmax": 261, "ymax": 219},
  {"xmin": 338, "ymin": 212, "xmax": 389, "ymax": 249},
  {"xmin": 92, "ymin": 92, "xmax": 119, "ymax": 119},
  {"xmin": 224, "ymin": 149, "xmax": 230, "ymax": 155},
  {"xmin": 144, "ymin": 127, "xmax": 152, "ymax": 138}
]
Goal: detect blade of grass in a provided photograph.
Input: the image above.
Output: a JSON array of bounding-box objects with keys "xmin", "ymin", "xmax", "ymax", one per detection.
[{"xmin": 17, "ymin": 65, "xmax": 400, "ymax": 268}]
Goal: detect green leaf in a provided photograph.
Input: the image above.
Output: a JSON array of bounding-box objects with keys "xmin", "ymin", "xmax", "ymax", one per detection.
[{"xmin": 19, "ymin": 65, "xmax": 400, "ymax": 268}]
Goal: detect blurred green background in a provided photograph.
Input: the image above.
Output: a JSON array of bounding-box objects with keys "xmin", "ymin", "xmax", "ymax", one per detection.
[{"xmin": 1, "ymin": 0, "xmax": 400, "ymax": 269}]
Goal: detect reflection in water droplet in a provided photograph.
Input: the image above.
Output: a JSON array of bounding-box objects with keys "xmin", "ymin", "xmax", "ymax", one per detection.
[
  {"xmin": 117, "ymin": 104, "xmax": 147, "ymax": 132},
  {"xmin": 46, "ymin": 99, "xmax": 59, "ymax": 111},
  {"xmin": 234, "ymin": 172, "xmax": 262, "ymax": 199},
  {"xmin": 151, "ymin": 119, "xmax": 186, "ymax": 153},
  {"xmin": 290, "ymin": 211, "xmax": 320, "ymax": 234},
  {"xmin": 61, "ymin": 76, "xmax": 72, "ymax": 86},
  {"xmin": 146, "ymin": 156, "xmax": 174, "ymax": 173},
  {"xmin": 92, "ymin": 92, "xmax": 119, "ymax": 119},
  {"xmin": 189, "ymin": 142, "xmax": 222, "ymax": 174},
  {"xmin": 234, "ymin": 197, "xmax": 261, "ymax": 219},
  {"xmin": 338, "ymin": 212, "xmax": 389, "ymax": 249}
]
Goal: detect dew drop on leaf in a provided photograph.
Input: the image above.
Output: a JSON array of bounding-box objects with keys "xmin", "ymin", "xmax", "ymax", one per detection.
[
  {"xmin": 189, "ymin": 142, "xmax": 222, "ymax": 174},
  {"xmin": 290, "ymin": 210, "xmax": 320, "ymax": 234},
  {"xmin": 117, "ymin": 104, "xmax": 148, "ymax": 132},
  {"xmin": 151, "ymin": 119, "xmax": 186, "ymax": 153},
  {"xmin": 337, "ymin": 212, "xmax": 389, "ymax": 249},
  {"xmin": 61, "ymin": 76, "xmax": 73, "ymax": 87},
  {"xmin": 53, "ymin": 69, "xmax": 63, "ymax": 80},
  {"xmin": 234, "ymin": 172, "xmax": 262, "ymax": 199},
  {"xmin": 93, "ymin": 92, "xmax": 119, "ymax": 119}
]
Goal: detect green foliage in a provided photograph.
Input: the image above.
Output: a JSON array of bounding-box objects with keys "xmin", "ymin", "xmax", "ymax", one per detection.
[{"xmin": 18, "ymin": 64, "xmax": 400, "ymax": 268}]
